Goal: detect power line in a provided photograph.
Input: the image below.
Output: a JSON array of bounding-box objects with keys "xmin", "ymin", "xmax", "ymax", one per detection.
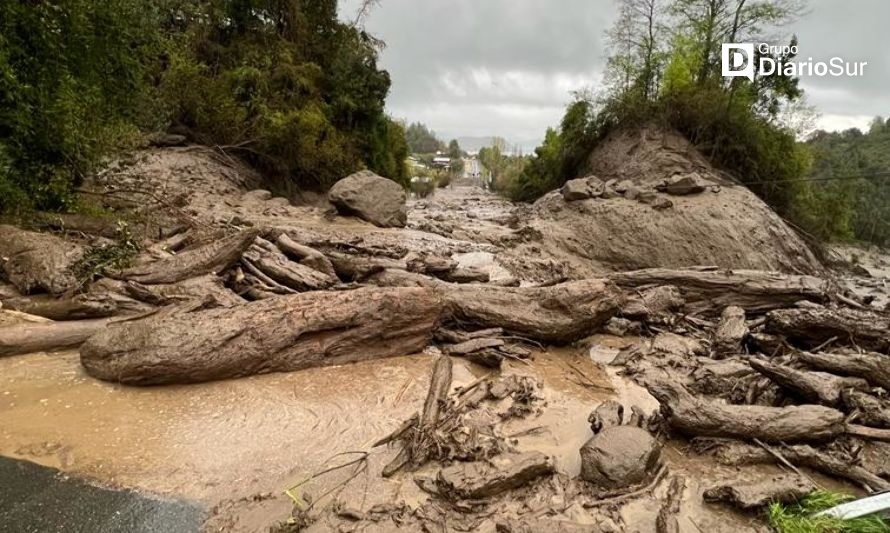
[{"xmin": 737, "ymin": 170, "xmax": 890, "ymax": 186}]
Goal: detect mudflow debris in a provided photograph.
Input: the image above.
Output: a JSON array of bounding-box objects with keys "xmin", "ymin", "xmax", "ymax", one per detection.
[{"xmin": 1, "ymin": 130, "xmax": 889, "ymax": 532}]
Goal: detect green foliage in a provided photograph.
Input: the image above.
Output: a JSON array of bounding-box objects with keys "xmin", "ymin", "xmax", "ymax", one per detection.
[
  {"xmin": 0, "ymin": 0, "xmax": 408, "ymax": 215},
  {"xmin": 71, "ymin": 221, "xmax": 140, "ymax": 287},
  {"xmin": 0, "ymin": 0, "xmax": 162, "ymax": 213},
  {"xmin": 161, "ymin": 0, "xmax": 407, "ymax": 190},
  {"xmin": 803, "ymin": 118, "xmax": 890, "ymax": 245},
  {"xmin": 768, "ymin": 490, "xmax": 889, "ymax": 533},
  {"xmin": 406, "ymin": 122, "xmax": 444, "ymax": 154}
]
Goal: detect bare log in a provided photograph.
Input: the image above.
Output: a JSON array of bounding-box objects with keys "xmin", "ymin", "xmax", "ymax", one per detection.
[
  {"xmin": 0, "ymin": 225, "xmax": 84, "ymax": 295},
  {"xmin": 647, "ymin": 381, "xmax": 845, "ymax": 443},
  {"xmin": 846, "ymin": 424, "xmax": 890, "ymax": 443},
  {"xmin": 610, "ymin": 268, "xmax": 829, "ymax": 315},
  {"xmin": 243, "ymin": 241, "xmax": 335, "ymax": 292},
  {"xmin": 326, "ymin": 252, "xmax": 405, "ymax": 282},
  {"xmin": 713, "ymin": 306, "xmax": 749, "ymax": 355},
  {"xmin": 444, "ymin": 338, "xmax": 504, "ymax": 356},
  {"xmin": 120, "ymin": 275, "xmax": 245, "ymax": 308},
  {"xmin": 421, "ymin": 355, "xmax": 453, "ymax": 428},
  {"xmin": 621, "ymin": 285, "xmax": 684, "ymax": 320},
  {"xmin": 842, "ymin": 390, "xmax": 890, "ymax": 429},
  {"xmin": 703, "ymin": 475, "xmax": 816, "ymax": 510},
  {"xmin": 705, "ymin": 440, "xmax": 890, "ymax": 492},
  {"xmin": 1, "ymin": 318, "xmax": 113, "ymax": 357},
  {"xmin": 799, "ymin": 350, "xmax": 890, "ymax": 390},
  {"xmin": 443, "ymin": 279, "xmax": 624, "ymax": 344},
  {"xmin": 440, "ymin": 266, "xmax": 490, "ymax": 284},
  {"xmin": 656, "ymin": 475, "xmax": 686, "ymax": 533},
  {"xmin": 435, "ymin": 327, "xmax": 504, "ymax": 344},
  {"xmin": 275, "ymin": 234, "xmax": 337, "ymax": 279},
  {"xmin": 766, "ymin": 305, "xmax": 890, "ymax": 352},
  {"xmin": 80, "ymin": 287, "xmax": 443, "ymax": 385},
  {"xmin": 749, "ymin": 359, "xmax": 870, "ymax": 406},
  {"xmin": 0, "ymin": 292, "xmax": 151, "ymax": 321},
  {"xmin": 115, "ymin": 229, "xmax": 259, "ymax": 284}
]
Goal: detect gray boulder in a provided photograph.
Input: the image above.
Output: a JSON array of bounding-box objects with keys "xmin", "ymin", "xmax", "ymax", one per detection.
[
  {"xmin": 561, "ymin": 176, "xmax": 605, "ymax": 202},
  {"xmin": 661, "ymin": 173, "xmax": 706, "ymax": 195},
  {"xmin": 328, "ymin": 170, "xmax": 407, "ymax": 228},
  {"xmin": 579, "ymin": 425, "xmax": 661, "ymax": 489}
]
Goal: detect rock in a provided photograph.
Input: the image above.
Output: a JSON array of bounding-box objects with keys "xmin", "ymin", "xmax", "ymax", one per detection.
[
  {"xmin": 241, "ymin": 189, "xmax": 273, "ymax": 202},
  {"xmin": 589, "ymin": 400, "xmax": 624, "ymax": 433},
  {"xmin": 0, "ymin": 225, "xmax": 85, "ymax": 295},
  {"xmin": 561, "ymin": 176, "xmax": 605, "ymax": 202},
  {"xmin": 623, "ymin": 185, "xmax": 641, "ymax": 201},
  {"xmin": 437, "ymin": 452, "xmax": 554, "ymax": 500},
  {"xmin": 328, "ymin": 170, "xmax": 407, "ymax": 228},
  {"xmin": 266, "ymin": 197, "xmax": 290, "ymax": 208},
  {"xmin": 651, "ymin": 196, "xmax": 673, "ymax": 210},
  {"xmin": 636, "ymin": 189, "xmax": 658, "ymax": 204},
  {"xmin": 562, "ymin": 179, "xmax": 592, "ymax": 201},
  {"xmin": 579, "ymin": 425, "xmax": 661, "ymax": 489},
  {"xmin": 613, "ymin": 180, "xmax": 633, "ymax": 194},
  {"xmin": 603, "ymin": 317, "xmax": 642, "ymax": 336},
  {"xmin": 703, "ymin": 474, "xmax": 817, "ymax": 509},
  {"xmin": 661, "ymin": 174, "xmax": 706, "ymax": 195}
]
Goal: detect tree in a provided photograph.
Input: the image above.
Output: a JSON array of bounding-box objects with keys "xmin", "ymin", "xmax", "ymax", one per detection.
[
  {"xmin": 447, "ymin": 139, "xmax": 464, "ymax": 175},
  {"xmin": 405, "ymin": 123, "xmax": 444, "ymax": 154}
]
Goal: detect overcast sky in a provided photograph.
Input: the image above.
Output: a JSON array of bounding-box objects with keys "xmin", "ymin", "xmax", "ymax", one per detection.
[{"xmin": 340, "ymin": 0, "xmax": 888, "ymax": 144}]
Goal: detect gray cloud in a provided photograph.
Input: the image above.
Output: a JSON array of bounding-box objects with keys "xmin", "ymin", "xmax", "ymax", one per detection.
[{"xmin": 341, "ymin": 0, "xmax": 889, "ymax": 142}]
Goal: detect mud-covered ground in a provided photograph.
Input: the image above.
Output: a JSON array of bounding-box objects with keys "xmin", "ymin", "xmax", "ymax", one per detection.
[{"xmin": 3, "ymin": 143, "xmax": 890, "ymax": 533}]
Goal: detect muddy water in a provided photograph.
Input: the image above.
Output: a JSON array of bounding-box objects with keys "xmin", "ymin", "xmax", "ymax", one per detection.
[{"xmin": 1, "ymin": 334, "xmax": 810, "ymax": 532}]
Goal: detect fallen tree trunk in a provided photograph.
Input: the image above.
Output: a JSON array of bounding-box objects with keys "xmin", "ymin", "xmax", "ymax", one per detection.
[
  {"xmin": 647, "ymin": 381, "xmax": 846, "ymax": 443},
  {"xmin": 609, "ymin": 268, "xmax": 829, "ymax": 315},
  {"xmin": 442, "ymin": 279, "xmax": 624, "ymax": 344},
  {"xmin": 706, "ymin": 440, "xmax": 890, "ymax": 492},
  {"xmin": 118, "ymin": 275, "xmax": 245, "ymax": 308},
  {"xmin": 749, "ymin": 359, "xmax": 870, "ymax": 406},
  {"xmin": 1, "ymin": 292, "xmax": 151, "ymax": 321},
  {"xmin": 421, "ymin": 355, "xmax": 453, "ymax": 428},
  {"xmin": 1, "ymin": 318, "xmax": 113, "ymax": 357},
  {"xmin": 80, "ymin": 287, "xmax": 442, "ymax": 385},
  {"xmin": 712, "ymin": 306, "xmax": 748, "ymax": 355},
  {"xmin": 275, "ymin": 234, "xmax": 337, "ymax": 279},
  {"xmin": 842, "ymin": 390, "xmax": 890, "ymax": 429},
  {"xmin": 799, "ymin": 350, "xmax": 890, "ymax": 390},
  {"xmin": 766, "ymin": 305, "xmax": 890, "ymax": 352},
  {"xmin": 115, "ymin": 229, "xmax": 259, "ymax": 284}
]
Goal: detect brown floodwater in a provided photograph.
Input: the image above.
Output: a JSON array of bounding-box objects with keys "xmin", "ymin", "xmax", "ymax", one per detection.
[{"xmin": 0, "ymin": 316, "xmax": 852, "ymax": 532}]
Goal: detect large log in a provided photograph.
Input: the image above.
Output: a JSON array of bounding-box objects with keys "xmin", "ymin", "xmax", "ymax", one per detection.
[
  {"xmin": 647, "ymin": 381, "xmax": 846, "ymax": 443},
  {"xmin": 749, "ymin": 359, "xmax": 870, "ymax": 406},
  {"xmin": 0, "ymin": 225, "xmax": 85, "ymax": 295},
  {"xmin": 114, "ymin": 229, "xmax": 259, "ymax": 284},
  {"xmin": 1, "ymin": 292, "xmax": 152, "ymax": 321},
  {"xmin": 798, "ymin": 350, "xmax": 890, "ymax": 390},
  {"xmin": 609, "ymin": 268, "xmax": 829, "ymax": 315},
  {"xmin": 80, "ymin": 287, "xmax": 443, "ymax": 385},
  {"xmin": 442, "ymin": 279, "xmax": 624, "ymax": 344},
  {"xmin": 707, "ymin": 440, "xmax": 890, "ymax": 492},
  {"xmin": 766, "ymin": 305, "xmax": 890, "ymax": 352},
  {"xmin": 1, "ymin": 318, "xmax": 113, "ymax": 357}
]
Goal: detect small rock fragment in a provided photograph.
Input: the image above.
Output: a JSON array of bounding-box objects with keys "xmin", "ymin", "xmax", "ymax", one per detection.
[{"xmin": 437, "ymin": 452, "xmax": 555, "ymax": 500}]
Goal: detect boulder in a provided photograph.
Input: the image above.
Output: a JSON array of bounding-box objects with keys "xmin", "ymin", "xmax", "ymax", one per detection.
[
  {"xmin": 561, "ymin": 176, "xmax": 605, "ymax": 202},
  {"xmin": 661, "ymin": 174, "xmax": 706, "ymax": 195},
  {"xmin": 579, "ymin": 425, "xmax": 661, "ymax": 489},
  {"xmin": 328, "ymin": 170, "xmax": 407, "ymax": 228}
]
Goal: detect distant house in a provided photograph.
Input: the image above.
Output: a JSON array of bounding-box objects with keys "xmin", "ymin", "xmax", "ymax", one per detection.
[{"xmin": 432, "ymin": 156, "xmax": 451, "ymax": 170}]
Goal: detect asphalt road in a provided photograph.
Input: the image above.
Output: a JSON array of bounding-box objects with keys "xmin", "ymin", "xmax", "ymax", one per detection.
[{"xmin": 0, "ymin": 456, "xmax": 203, "ymax": 533}]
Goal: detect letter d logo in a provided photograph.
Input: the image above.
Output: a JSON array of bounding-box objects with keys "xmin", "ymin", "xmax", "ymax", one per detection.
[{"xmin": 722, "ymin": 43, "xmax": 755, "ymax": 81}]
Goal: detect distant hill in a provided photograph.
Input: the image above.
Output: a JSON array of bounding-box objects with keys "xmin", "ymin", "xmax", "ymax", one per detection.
[{"xmin": 454, "ymin": 136, "xmax": 540, "ymax": 155}]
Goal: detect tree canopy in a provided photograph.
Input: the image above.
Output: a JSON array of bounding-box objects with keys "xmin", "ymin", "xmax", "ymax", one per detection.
[{"xmin": 0, "ymin": 0, "xmax": 408, "ymax": 214}]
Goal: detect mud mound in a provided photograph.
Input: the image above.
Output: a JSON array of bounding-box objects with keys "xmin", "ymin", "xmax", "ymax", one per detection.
[{"xmin": 524, "ymin": 128, "xmax": 823, "ymax": 275}]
